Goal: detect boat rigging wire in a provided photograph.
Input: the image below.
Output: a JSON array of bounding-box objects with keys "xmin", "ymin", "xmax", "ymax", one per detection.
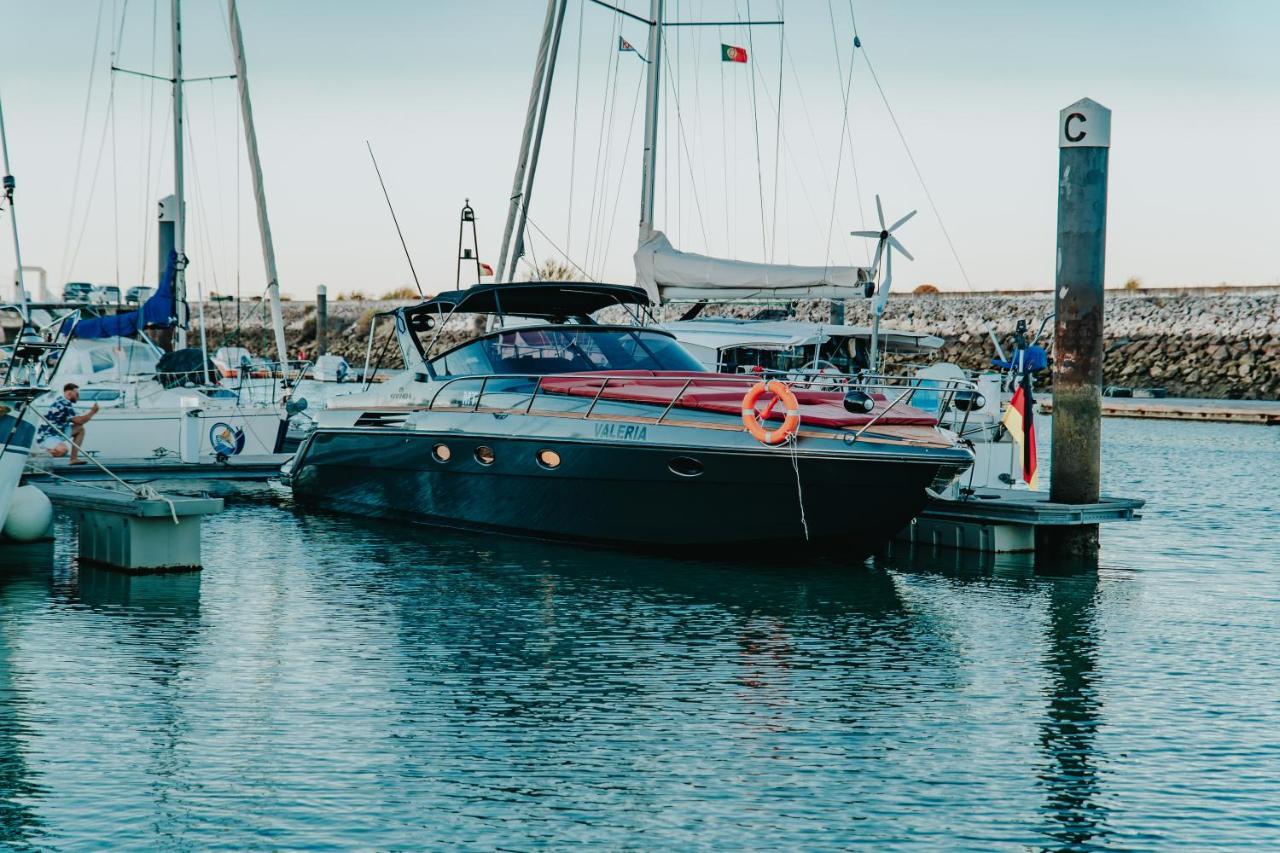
[
  {"xmin": 589, "ymin": 28, "xmax": 633, "ymax": 279},
  {"xmin": 138, "ymin": 0, "xmax": 161, "ymax": 287},
  {"xmin": 658, "ymin": 45, "xmax": 711, "ymax": 253},
  {"xmin": 859, "ymin": 35, "xmax": 973, "ymax": 293},
  {"xmin": 820, "ymin": 0, "xmax": 858, "ymax": 278},
  {"xmin": 184, "ymin": 98, "xmax": 224, "ymax": 305},
  {"xmin": 851, "ymin": 5, "xmax": 1004, "ymax": 357},
  {"xmin": 581, "ymin": 13, "xmax": 622, "ymax": 280},
  {"xmin": 365, "ymin": 141, "xmax": 422, "ymax": 297},
  {"xmin": 597, "ymin": 67, "xmax": 649, "ymax": 281},
  {"xmin": 110, "ymin": 0, "xmax": 129, "ymax": 290},
  {"xmin": 523, "ymin": 211, "xmax": 597, "ymax": 282},
  {"xmin": 565, "ymin": 0, "xmax": 585, "ymax": 259},
  {"xmin": 838, "ymin": 1, "xmax": 869, "ymax": 266},
  {"xmin": 206, "ymin": 80, "xmax": 232, "ymax": 298},
  {"xmin": 60, "ymin": 0, "xmax": 109, "ymax": 287},
  {"xmin": 743, "ymin": 0, "xmax": 769, "ymax": 256},
  {"xmin": 585, "ymin": 0, "xmax": 654, "ymax": 27},
  {"xmin": 64, "ymin": 97, "xmax": 115, "ymax": 283}
]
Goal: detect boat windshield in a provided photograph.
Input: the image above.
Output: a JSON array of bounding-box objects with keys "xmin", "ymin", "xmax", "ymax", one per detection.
[{"xmin": 430, "ymin": 327, "xmax": 705, "ymax": 377}]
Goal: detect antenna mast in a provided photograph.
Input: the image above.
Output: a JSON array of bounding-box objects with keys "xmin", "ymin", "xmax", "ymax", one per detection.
[
  {"xmin": 0, "ymin": 91, "xmax": 29, "ymax": 320},
  {"xmin": 366, "ymin": 142, "xmax": 422, "ymax": 296},
  {"xmin": 456, "ymin": 200, "xmax": 483, "ymax": 289}
]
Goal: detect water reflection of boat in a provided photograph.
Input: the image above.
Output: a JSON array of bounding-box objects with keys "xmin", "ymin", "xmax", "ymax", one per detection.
[
  {"xmin": 0, "ymin": 552, "xmax": 56, "ymax": 843},
  {"xmin": 880, "ymin": 542, "xmax": 1108, "ymax": 848},
  {"xmin": 287, "ymin": 282, "xmax": 973, "ymax": 554},
  {"xmin": 72, "ymin": 565, "xmax": 202, "ymax": 616}
]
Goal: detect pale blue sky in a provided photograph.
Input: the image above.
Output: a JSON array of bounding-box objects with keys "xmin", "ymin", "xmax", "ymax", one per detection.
[{"xmin": 1, "ymin": 0, "xmax": 1277, "ymax": 299}]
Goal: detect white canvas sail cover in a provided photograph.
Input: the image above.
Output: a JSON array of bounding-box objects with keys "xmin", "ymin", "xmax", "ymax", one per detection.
[{"xmin": 634, "ymin": 232, "xmax": 872, "ymax": 303}]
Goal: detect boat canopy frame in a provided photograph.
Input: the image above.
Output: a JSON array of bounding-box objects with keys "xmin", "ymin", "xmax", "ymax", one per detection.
[
  {"xmin": 401, "ymin": 281, "xmax": 655, "ymax": 362},
  {"xmin": 416, "ymin": 321, "xmax": 688, "ymax": 379}
]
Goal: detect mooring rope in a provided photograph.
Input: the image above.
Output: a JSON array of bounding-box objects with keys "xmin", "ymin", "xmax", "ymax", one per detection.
[
  {"xmin": 787, "ymin": 430, "xmax": 810, "ymax": 542},
  {"xmin": 30, "ymin": 407, "xmax": 180, "ymax": 523}
]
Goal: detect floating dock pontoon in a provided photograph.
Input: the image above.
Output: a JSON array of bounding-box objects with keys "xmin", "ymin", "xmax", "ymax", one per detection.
[{"xmin": 896, "ymin": 488, "xmax": 1144, "ymax": 553}]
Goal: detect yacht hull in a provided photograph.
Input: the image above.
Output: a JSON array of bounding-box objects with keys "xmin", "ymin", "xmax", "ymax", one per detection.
[{"xmin": 289, "ymin": 428, "xmax": 967, "ymax": 555}]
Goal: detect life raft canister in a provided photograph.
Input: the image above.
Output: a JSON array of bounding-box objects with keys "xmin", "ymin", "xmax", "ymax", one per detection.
[{"xmin": 741, "ymin": 380, "xmax": 801, "ymax": 446}]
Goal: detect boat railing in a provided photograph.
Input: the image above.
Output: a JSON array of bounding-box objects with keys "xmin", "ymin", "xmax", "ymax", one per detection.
[
  {"xmin": 0, "ymin": 306, "xmax": 80, "ymax": 390},
  {"xmin": 423, "ymin": 371, "xmax": 981, "ymax": 431}
]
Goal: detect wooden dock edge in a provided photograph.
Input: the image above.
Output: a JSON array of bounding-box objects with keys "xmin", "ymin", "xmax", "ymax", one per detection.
[{"xmin": 1039, "ymin": 399, "xmax": 1280, "ymax": 425}]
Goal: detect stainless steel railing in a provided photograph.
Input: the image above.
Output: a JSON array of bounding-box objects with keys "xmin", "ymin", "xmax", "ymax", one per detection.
[{"xmin": 421, "ymin": 370, "xmax": 981, "ymax": 431}]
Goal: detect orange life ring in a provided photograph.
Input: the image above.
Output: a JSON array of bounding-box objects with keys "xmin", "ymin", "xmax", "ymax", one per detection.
[{"xmin": 741, "ymin": 380, "xmax": 801, "ymax": 445}]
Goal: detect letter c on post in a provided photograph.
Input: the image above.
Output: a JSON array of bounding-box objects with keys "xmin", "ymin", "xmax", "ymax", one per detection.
[{"xmin": 1064, "ymin": 112, "xmax": 1087, "ymax": 143}]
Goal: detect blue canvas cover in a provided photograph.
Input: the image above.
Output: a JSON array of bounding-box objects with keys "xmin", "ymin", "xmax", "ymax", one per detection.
[
  {"xmin": 992, "ymin": 344, "xmax": 1049, "ymax": 374},
  {"xmin": 73, "ymin": 252, "xmax": 180, "ymax": 340}
]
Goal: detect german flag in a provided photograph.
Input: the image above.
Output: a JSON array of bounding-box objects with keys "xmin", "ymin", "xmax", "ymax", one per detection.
[{"xmin": 1001, "ymin": 383, "xmax": 1039, "ymax": 489}]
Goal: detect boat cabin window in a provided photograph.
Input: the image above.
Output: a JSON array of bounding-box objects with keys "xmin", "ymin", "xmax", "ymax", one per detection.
[
  {"xmin": 77, "ymin": 389, "xmax": 123, "ymax": 403},
  {"xmin": 431, "ymin": 327, "xmax": 704, "ymax": 377},
  {"xmin": 89, "ymin": 349, "xmax": 117, "ymax": 374}
]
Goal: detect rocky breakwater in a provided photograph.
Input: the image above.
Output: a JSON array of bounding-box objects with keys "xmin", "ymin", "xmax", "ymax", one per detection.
[
  {"xmin": 209, "ymin": 287, "xmax": 1280, "ymax": 400},
  {"xmin": 862, "ymin": 288, "xmax": 1280, "ymax": 400}
]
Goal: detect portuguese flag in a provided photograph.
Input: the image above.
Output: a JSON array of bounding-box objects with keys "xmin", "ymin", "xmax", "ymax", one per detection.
[
  {"xmin": 721, "ymin": 44, "xmax": 748, "ymax": 63},
  {"xmin": 1001, "ymin": 383, "xmax": 1039, "ymax": 489}
]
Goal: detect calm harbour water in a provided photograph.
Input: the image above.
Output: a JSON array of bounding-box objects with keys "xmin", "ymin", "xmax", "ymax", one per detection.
[{"xmin": 0, "ymin": 418, "xmax": 1278, "ymax": 849}]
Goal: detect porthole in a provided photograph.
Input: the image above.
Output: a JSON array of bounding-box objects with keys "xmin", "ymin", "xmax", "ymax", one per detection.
[
  {"xmin": 475, "ymin": 446, "xmax": 496, "ymax": 466},
  {"xmin": 668, "ymin": 456, "xmax": 704, "ymax": 477},
  {"xmin": 432, "ymin": 443, "xmax": 451, "ymax": 462},
  {"xmin": 536, "ymin": 449, "xmax": 561, "ymax": 469}
]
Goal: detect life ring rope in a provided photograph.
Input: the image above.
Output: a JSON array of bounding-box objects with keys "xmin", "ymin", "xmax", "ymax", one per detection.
[{"xmin": 741, "ymin": 380, "xmax": 801, "ymax": 446}]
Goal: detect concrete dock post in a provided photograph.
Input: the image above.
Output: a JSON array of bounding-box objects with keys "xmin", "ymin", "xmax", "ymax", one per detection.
[
  {"xmin": 316, "ymin": 284, "xmax": 328, "ymax": 356},
  {"xmin": 1046, "ymin": 98, "xmax": 1111, "ymax": 558}
]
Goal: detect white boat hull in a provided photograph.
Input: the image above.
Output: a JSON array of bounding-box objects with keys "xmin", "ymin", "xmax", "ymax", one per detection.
[
  {"xmin": 57, "ymin": 406, "xmax": 284, "ymax": 461},
  {"xmin": 0, "ymin": 412, "xmax": 35, "ymax": 530}
]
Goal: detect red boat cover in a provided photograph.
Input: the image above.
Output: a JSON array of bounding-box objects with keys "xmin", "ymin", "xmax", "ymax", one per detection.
[{"xmin": 538, "ymin": 372, "xmax": 938, "ymax": 428}]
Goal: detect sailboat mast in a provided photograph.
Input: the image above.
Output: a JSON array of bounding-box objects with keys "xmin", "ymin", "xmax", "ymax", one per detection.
[
  {"xmin": 0, "ymin": 92, "xmax": 29, "ymax": 320},
  {"xmin": 496, "ymin": 0, "xmax": 562, "ymax": 283},
  {"xmin": 229, "ymin": 0, "xmax": 291, "ymax": 384},
  {"xmin": 171, "ymin": 0, "xmax": 188, "ymax": 349},
  {"xmin": 637, "ymin": 0, "xmax": 664, "ymax": 245},
  {"xmin": 511, "ymin": 0, "xmax": 569, "ymax": 278}
]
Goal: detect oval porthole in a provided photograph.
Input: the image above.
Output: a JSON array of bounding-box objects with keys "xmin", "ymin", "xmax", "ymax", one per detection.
[
  {"xmin": 474, "ymin": 446, "xmax": 496, "ymax": 466},
  {"xmin": 432, "ymin": 443, "xmax": 451, "ymax": 462},
  {"xmin": 668, "ymin": 456, "xmax": 704, "ymax": 477},
  {"xmin": 536, "ymin": 449, "xmax": 561, "ymax": 469}
]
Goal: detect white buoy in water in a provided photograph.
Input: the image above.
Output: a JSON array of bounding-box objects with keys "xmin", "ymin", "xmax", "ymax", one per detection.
[{"xmin": 3, "ymin": 485, "xmax": 53, "ymax": 543}]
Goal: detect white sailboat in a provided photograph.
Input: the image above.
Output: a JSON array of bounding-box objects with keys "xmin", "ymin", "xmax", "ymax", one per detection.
[{"xmin": 32, "ymin": 0, "xmax": 291, "ymax": 465}]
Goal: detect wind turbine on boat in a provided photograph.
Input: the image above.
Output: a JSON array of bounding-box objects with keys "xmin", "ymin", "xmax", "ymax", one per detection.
[{"xmin": 852, "ymin": 194, "xmax": 917, "ymax": 371}]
